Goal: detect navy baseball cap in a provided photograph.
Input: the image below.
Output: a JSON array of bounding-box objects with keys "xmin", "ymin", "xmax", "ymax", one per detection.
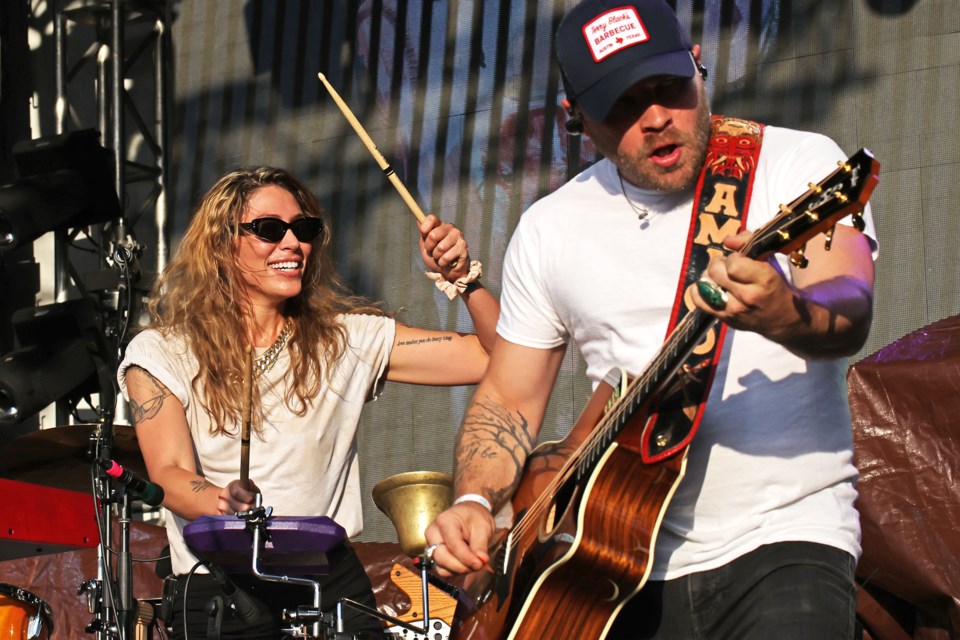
[{"xmin": 556, "ymin": 0, "xmax": 696, "ymax": 121}]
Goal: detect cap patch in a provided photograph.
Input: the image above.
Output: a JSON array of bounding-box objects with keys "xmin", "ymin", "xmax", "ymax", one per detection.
[{"xmin": 582, "ymin": 6, "xmax": 649, "ymax": 63}]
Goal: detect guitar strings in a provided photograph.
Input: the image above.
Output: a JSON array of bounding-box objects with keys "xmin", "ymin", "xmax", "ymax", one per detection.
[{"xmin": 506, "ymin": 321, "xmax": 687, "ymax": 545}]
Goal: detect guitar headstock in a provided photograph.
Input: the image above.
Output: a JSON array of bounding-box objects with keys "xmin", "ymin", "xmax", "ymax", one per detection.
[{"xmin": 746, "ymin": 148, "xmax": 880, "ymax": 265}]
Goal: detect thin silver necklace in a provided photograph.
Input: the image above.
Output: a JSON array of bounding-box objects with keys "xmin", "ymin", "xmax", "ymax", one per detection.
[
  {"xmin": 617, "ymin": 170, "xmax": 649, "ymax": 221},
  {"xmin": 253, "ymin": 318, "xmax": 293, "ymax": 377}
]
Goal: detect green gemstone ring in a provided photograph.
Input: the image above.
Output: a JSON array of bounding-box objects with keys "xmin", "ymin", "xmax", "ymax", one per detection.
[{"xmin": 697, "ymin": 278, "xmax": 728, "ymax": 311}]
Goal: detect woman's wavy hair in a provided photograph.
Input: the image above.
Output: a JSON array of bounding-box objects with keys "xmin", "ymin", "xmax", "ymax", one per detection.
[{"xmin": 147, "ymin": 166, "xmax": 382, "ymax": 434}]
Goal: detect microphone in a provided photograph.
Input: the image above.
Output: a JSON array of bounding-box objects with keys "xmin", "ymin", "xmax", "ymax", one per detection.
[
  {"xmin": 113, "ymin": 245, "xmax": 142, "ymax": 284},
  {"xmin": 98, "ymin": 459, "xmax": 165, "ymax": 506},
  {"xmin": 206, "ymin": 563, "xmax": 271, "ymax": 626}
]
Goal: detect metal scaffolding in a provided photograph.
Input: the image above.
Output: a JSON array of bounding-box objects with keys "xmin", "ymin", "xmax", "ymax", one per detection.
[
  {"xmin": 51, "ymin": 0, "xmax": 172, "ymax": 424},
  {"xmin": 54, "ymin": 0, "xmax": 171, "ymax": 282}
]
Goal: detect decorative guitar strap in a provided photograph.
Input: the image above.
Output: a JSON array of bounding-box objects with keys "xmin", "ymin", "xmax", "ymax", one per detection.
[{"xmin": 641, "ymin": 115, "xmax": 765, "ymax": 463}]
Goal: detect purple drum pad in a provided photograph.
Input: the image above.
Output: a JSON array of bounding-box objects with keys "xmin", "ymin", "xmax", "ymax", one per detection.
[{"xmin": 184, "ymin": 515, "xmax": 346, "ymax": 575}]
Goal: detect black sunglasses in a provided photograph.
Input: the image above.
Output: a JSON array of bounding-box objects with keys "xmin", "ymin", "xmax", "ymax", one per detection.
[{"xmin": 239, "ymin": 217, "xmax": 324, "ymax": 243}]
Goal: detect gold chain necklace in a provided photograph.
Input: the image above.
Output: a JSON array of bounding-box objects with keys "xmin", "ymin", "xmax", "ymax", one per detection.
[{"xmin": 253, "ymin": 318, "xmax": 292, "ymax": 377}]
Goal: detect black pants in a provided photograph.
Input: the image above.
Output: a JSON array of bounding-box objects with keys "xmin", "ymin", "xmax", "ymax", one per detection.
[
  {"xmin": 169, "ymin": 543, "xmax": 386, "ymax": 639},
  {"xmin": 608, "ymin": 541, "xmax": 858, "ymax": 640}
]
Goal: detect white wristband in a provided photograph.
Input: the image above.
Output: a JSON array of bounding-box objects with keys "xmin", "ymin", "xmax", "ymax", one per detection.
[{"xmin": 453, "ymin": 493, "xmax": 493, "ymax": 512}]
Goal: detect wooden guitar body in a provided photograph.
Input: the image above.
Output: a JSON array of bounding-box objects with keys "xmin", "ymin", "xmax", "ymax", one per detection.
[{"xmin": 454, "ymin": 381, "xmax": 687, "ymax": 640}]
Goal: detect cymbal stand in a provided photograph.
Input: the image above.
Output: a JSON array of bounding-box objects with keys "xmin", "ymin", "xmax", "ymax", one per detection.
[{"xmin": 420, "ymin": 555, "xmax": 432, "ymax": 636}]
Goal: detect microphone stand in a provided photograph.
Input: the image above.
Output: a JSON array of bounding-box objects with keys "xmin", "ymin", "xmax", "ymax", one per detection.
[
  {"xmin": 83, "ymin": 412, "xmax": 119, "ymax": 639},
  {"xmin": 116, "ymin": 485, "xmax": 135, "ymax": 639},
  {"xmin": 84, "ymin": 347, "xmax": 139, "ymax": 639}
]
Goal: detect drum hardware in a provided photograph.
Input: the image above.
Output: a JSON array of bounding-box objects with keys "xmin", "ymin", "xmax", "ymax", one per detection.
[
  {"xmin": 183, "ymin": 498, "xmax": 451, "ymax": 639},
  {"xmin": 78, "ymin": 578, "xmax": 102, "ymax": 615},
  {"xmin": 0, "ymin": 583, "xmax": 54, "ymax": 640},
  {"xmin": 243, "ymin": 498, "xmax": 323, "ymax": 639},
  {"xmin": 81, "ymin": 413, "xmax": 153, "ymax": 640},
  {"xmin": 186, "ymin": 360, "xmax": 451, "ymax": 638},
  {"xmin": 279, "ymin": 596, "xmax": 437, "ymax": 640},
  {"xmin": 382, "ymin": 563, "xmax": 459, "ymax": 639},
  {"xmin": 371, "ymin": 471, "xmax": 458, "ymax": 640},
  {"xmin": 225, "ymin": 500, "xmax": 403, "ymax": 639}
]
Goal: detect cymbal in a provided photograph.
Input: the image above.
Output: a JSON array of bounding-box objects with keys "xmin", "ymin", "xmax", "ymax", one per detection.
[{"xmin": 0, "ymin": 424, "xmax": 147, "ymax": 494}]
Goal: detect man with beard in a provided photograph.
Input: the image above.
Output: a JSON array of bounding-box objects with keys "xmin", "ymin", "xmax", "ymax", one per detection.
[{"xmin": 425, "ymin": 0, "xmax": 877, "ymax": 638}]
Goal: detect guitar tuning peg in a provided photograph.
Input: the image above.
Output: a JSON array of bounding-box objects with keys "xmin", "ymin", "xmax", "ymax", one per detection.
[
  {"xmin": 824, "ymin": 226, "xmax": 835, "ymax": 250},
  {"xmin": 852, "ymin": 213, "xmax": 866, "ymax": 232},
  {"xmin": 790, "ymin": 246, "xmax": 809, "ymax": 268}
]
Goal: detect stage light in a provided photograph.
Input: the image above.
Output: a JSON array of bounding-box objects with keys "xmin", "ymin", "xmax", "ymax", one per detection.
[
  {"xmin": 0, "ymin": 129, "xmax": 121, "ymax": 253},
  {"xmin": 0, "ymin": 298, "xmax": 111, "ymax": 426}
]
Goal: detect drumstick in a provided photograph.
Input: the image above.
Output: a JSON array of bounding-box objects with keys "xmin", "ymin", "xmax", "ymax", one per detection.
[
  {"xmin": 240, "ymin": 346, "xmax": 253, "ymax": 492},
  {"xmin": 318, "ymin": 72, "xmax": 426, "ymax": 223}
]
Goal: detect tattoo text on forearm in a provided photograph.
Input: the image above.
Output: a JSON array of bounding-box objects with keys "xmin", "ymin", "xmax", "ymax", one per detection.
[{"xmin": 395, "ymin": 335, "xmax": 454, "ymax": 347}]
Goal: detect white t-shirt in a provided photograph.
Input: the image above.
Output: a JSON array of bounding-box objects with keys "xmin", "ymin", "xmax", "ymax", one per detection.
[
  {"xmin": 498, "ymin": 126, "xmax": 878, "ymax": 580},
  {"xmin": 118, "ymin": 313, "xmax": 396, "ymax": 575}
]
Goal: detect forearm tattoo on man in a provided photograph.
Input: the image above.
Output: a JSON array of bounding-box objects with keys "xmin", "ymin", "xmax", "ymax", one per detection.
[
  {"xmin": 128, "ymin": 366, "xmax": 171, "ymax": 425},
  {"xmin": 456, "ymin": 400, "xmax": 534, "ymax": 506},
  {"xmin": 190, "ymin": 479, "xmax": 214, "ymax": 493}
]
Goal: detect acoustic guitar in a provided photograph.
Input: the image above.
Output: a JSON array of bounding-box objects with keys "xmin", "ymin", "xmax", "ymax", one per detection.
[{"xmin": 453, "ymin": 149, "xmax": 880, "ymax": 640}]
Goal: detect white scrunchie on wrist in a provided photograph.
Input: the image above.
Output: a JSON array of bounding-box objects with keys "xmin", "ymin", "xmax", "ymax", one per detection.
[{"xmin": 425, "ymin": 259, "xmax": 482, "ymax": 300}]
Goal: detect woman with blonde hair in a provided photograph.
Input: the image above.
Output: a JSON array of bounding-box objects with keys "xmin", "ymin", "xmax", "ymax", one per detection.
[{"xmin": 119, "ymin": 166, "xmax": 498, "ymax": 639}]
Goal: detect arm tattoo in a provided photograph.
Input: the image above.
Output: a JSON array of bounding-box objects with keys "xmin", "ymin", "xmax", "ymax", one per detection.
[
  {"xmin": 395, "ymin": 335, "xmax": 454, "ymax": 348},
  {"xmin": 128, "ymin": 366, "xmax": 171, "ymax": 425},
  {"xmin": 190, "ymin": 479, "xmax": 214, "ymax": 493},
  {"xmin": 455, "ymin": 400, "xmax": 535, "ymax": 507}
]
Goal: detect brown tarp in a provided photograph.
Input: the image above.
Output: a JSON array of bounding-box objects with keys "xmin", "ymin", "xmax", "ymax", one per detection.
[{"xmin": 850, "ymin": 314, "xmax": 960, "ymax": 640}]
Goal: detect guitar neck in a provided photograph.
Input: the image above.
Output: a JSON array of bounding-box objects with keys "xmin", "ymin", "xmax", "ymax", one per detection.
[
  {"xmin": 585, "ymin": 149, "xmax": 880, "ymax": 467},
  {"xmin": 577, "ymin": 308, "xmax": 716, "ymax": 481}
]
